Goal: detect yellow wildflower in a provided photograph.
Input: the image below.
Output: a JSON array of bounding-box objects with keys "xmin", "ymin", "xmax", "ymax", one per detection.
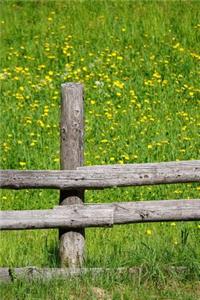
[{"xmin": 146, "ymin": 229, "xmax": 152, "ymax": 235}]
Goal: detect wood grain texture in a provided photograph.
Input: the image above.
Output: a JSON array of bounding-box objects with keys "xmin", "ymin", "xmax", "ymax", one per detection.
[
  {"xmin": 59, "ymin": 83, "xmax": 85, "ymax": 268},
  {"xmin": 0, "ymin": 267, "xmax": 140, "ymax": 282},
  {"xmin": 1, "ymin": 200, "xmax": 199, "ymax": 230},
  {"xmin": 0, "ymin": 266, "xmax": 187, "ymax": 282},
  {"xmin": 60, "ymin": 82, "xmax": 84, "ymax": 171},
  {"xmin": 0, "ymin": 160, "xmax": 199, "ymax": 189}
]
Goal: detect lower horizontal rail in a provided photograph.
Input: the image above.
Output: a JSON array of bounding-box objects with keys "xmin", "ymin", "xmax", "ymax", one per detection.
[
  {"xmin": 0, "ymin": 266, "xmax": 188, "ymax": 282},
  {"xmin": 0, "ymin": 200, "xmax": 200, "ymax": 230}
]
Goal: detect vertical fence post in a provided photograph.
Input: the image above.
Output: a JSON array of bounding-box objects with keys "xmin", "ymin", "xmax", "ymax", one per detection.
[{"xmin": 59, "ymin": 83, "xmax": 85, "ymax": 268}]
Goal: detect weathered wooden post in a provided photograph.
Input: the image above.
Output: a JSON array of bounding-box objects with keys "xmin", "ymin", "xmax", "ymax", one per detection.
[{"xmin": 59, "ymin": 82, "xmax": 85, "ymax": 268}]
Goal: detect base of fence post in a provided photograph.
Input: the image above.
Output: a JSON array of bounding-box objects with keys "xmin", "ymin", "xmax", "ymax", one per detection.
[{"xmin": 59, "ymin": 231, "xmax": 85, "ymax": 268}]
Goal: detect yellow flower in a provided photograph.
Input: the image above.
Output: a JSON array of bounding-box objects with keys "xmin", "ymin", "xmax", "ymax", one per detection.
[
  {"xmin": 113, "ymin": 80, "xmax": 124, "ymax": 89},
  {"xmin": 19, "ymin": 161, "xmax": 26, "ymax": 167},
  {"xmin": 174, "ymin": 190, "xmax": 182, "ymax": 194},
  {"xmin": 53, "ymin": 158, "xmax": 59, "ymax": 163},
  {"xmin": 30, "ymin": 140, "xmax": 37, "ymax": 147},
  {"xmin": 146, "ymin": 229, "xmax": 152, "ymax": 235},
  {"xmin": 118, "ymin": 160, "xmax": 124, "ymax": 164},
  {"xmin": 37, "ymin": 120, "xmax": 45, "ymax": 128},
  {"xmin": 171, "ymin": 222, "xmax": 176, "ymax": 226},
  {"xmin": 38, "ymin": 64, "xmax": 46, "ymax": 70},
  {"xmin": 101, "ymin": 139, "xmax": 108, "ymax": 143},
  {"xmin": 19, "ymin": 86, "xmax": 24, "ymax": 92},
  {"xmin": 179, "ymin": 149, "xmax": 186, "ymax": 153},
  {"xmin": 173, "ymin": 43, "xmax": 180, "ymax": 49}
]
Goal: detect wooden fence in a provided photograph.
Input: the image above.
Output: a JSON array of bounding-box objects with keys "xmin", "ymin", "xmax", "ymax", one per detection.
[{"xmin": 0, "ymin": 83, "xmax": 200, "ymax": 282}]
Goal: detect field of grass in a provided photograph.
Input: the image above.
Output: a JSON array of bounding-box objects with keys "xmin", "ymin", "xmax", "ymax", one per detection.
[{"xmin": 0, "ymin": 0, "xmax": 200, "ymax": 299}]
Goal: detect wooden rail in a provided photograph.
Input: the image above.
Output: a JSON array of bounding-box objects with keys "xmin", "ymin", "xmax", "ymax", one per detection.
[
  {"xmin": 0, "ymin": 160, "xmax": 199, "ymax": 189},
  {"xmin": 0, "ymin": 266, "xmax": 187, "ymax": 283},
  {"xmin": 1, "ymin": 200, "xmax": 200, "ymax": 230}
]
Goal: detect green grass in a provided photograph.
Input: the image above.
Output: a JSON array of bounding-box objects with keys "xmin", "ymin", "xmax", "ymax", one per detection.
[
  {"xmin": 0, "ymin": 0, "xmax": 200, "ymax": 298},
  {"xmin": 0, "ymin": 274, "xmax": 199, "ymax": 300}
]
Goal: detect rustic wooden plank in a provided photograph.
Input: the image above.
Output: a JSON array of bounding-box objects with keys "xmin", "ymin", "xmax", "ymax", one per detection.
[
  {"xmin": 0, "ymin": 160, "xmax": 199, "ymax": 189},
  {"xmin": 59, "ymin": 82, "xmax": 85, "ymax": 268},
  {"xmin": 0, "ymin": 266, "xmax": 187, "ymax": 282},
  {"xmin": 0, "ymin": 206, "xmax": 113, "ymax": 230},
  {"xmin": 0, "ymin": 200, "xmax": 199, "ymax": 230},
  {"xmin": 80, "ymin": 160, "xmax": 200, "ymax": 169}
]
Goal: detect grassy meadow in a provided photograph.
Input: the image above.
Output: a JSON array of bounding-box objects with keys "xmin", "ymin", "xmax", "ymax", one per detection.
[{"xmin": 0, "ymin": 0, "xmax": 200, "ymax": 298}]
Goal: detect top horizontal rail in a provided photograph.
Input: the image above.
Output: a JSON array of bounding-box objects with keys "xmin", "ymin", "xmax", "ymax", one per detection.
[{"xmin": 0, "ymin": 160, "xmax": 199, "ymax": 190}]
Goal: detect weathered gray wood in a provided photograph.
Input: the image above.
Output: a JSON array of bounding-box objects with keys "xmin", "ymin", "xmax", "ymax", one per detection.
[
  {"xmin": 0, "ymin": 206, "xmax": 113, "ymax": 229},
  {"xmin": 0, "ymin": 267, "xmax": 141, "ymax": 282},
  {"xmin": 0, "ymin": 160, "xmax": 199, "ymax": 189},
  {"xmin": 59, "ymin": 82, "xmax": 85, "ymax": 268},
  {"xmin": 60, "ymin": 82, "xmax": 84, "ymax": 175},
  {"xmin": 1, "ymin": 200, "xmax": 199, "ymax": 230},
  {"xmin": 0, "ymin": 266, "xmax": 188, "ymax": 283},
  {"xmin": 80, "ymin": 160, "xmax": 200, "ymax": 169}
]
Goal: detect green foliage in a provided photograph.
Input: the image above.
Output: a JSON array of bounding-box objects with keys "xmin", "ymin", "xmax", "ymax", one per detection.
[{"xmin": 0, "ymin": 0, "xmax": 200, "ymax": 298}]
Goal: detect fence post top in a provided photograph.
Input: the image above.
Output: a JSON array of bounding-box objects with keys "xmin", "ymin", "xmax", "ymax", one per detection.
[{"xmin": 61, "ymin": 82, "xmax": 83, "ymax": 89}]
